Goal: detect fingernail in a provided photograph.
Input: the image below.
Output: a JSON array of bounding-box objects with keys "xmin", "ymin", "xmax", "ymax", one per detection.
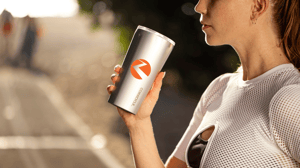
[
  {"xmin": 114, "ymin": 65, "xmax": 120, "ymax": 71},
  {"xmin": 107, "ymin": 85, "xmax": 111, "ymax": 90},
  {"xmin": 163, "ymin": 72, "xmax": 166, "ymax": 78},
  {"xmin": 111, "ymin": 74, "xmax": 116, "ymax": 79}
]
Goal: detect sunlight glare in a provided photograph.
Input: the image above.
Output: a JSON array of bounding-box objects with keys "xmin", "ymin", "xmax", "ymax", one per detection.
[{"xmin": 0, "ymin": 0, "xmax": 79, "ymax": 17}]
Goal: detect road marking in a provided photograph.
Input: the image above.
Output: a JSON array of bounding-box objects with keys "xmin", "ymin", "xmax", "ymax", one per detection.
[
  {"xmin": 35, "ymin": 76, "xmax": 125, "ymax": 168},
  {"xmin": 0, "ymin": 74, "xmax": 48, "ymax": 168},
  {"xmin": 0, "ymin": 136, "xmax": 89, "ymax": 149},
  {"xmin": 1, "ymin": 68, "xmax": 126, "ymax": 168}
]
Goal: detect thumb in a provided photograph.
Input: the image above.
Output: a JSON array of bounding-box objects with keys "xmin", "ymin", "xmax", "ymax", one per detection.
[{"xmin": 147, "ymin": 72, "xmax": 165, "ymax": 100}]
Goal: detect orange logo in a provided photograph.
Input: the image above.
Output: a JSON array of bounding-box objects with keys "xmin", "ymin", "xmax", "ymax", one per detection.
[{"xmin": 130, "ymin": 59, "xmax": 151, "ymax": 80}]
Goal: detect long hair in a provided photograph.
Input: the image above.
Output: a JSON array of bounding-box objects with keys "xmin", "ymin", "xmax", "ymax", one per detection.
[{"xmin": 236, "ymin": 0, "xmax": 300, "ymax": 73}]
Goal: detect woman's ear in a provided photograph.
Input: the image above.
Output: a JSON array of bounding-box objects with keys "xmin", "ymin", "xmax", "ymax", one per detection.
[{"xmin": 251, "ymin": 0, "xmax": 269, "ymax": 20}]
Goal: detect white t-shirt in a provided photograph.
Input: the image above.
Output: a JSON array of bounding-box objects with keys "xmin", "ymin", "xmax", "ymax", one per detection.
[{"xmin": 171, "ymin": 63, "xmax": 300, "ymax": 168}]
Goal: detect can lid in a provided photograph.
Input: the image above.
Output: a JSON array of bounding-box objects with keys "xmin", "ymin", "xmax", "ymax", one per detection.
[{"xmin": 137, "ymin": 25, "xmax": 175, "ymax": 46}]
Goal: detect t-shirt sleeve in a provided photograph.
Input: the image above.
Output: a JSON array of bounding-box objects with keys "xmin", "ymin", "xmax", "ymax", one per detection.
[
  {"xmin": 170, "ymin": 73, "xmax": 231, "ymax": 162},
  {"xmin": 269, "ymin": 84, "xmax": 300, "ymax": 163},
  {"xmin": 170, "ymin": 97, "xmax": 205, "ymax": 162}
]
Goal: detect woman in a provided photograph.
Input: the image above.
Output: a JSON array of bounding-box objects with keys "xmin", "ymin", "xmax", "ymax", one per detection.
[{"xmin": 107, "ymin": 0, "xmax": 300, "ymax": 167}]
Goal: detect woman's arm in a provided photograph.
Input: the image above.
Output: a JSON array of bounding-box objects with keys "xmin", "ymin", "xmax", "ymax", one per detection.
[
  {"xmin": 165, "ymin": 156, "xmax": 188, "ymax": 168},
  {"xmin": 129, "ymin": 118, "xmax": 189, "ymax": 168},
  {"xmin": 108, "ymin": 67, "xmax": 167, "ymax": 167},
  {"xmin": 129, "ymin": 118, "xmax": 165, "ymax": 168}
]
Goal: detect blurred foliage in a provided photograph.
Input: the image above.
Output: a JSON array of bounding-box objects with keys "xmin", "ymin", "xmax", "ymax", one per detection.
[
  {"xmin": 78, "ymin": 9, "xmax": 101, "ymax": 32},
  {"xmin": 77, "ymin": 0, "xmax": 240, "ymax": 96},
  {"xmin": 77, "ymin": 0, "xmax": 94, "ymax": 13},
  {"xmin": 112, "ymin": 26, "xmax": 134, "ymax": 56}
]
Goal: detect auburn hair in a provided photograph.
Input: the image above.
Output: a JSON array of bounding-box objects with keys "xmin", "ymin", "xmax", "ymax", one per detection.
[{"xmin": 236, "ymin": 0, "xmax": 300, "ymax": 72}]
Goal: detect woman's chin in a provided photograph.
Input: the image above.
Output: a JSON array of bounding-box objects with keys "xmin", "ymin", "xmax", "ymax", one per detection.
[
  {"xmin": 204, "ymin": 34, "xmax": 227, "ymax": 46},
  {"xmin": 205, "ymin": 38, "xmax": 222, "ymax": 46}
]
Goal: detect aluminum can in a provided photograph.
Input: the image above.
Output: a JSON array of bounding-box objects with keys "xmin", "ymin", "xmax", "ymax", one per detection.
[{"xmin": 108, "ymin": 25, "xmax": 175, "ymax": 115}]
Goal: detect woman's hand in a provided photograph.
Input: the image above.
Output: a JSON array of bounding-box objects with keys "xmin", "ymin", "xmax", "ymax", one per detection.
[{"xmin": 107, "ymin": 64, "xmax": 165, "ymax": 129}]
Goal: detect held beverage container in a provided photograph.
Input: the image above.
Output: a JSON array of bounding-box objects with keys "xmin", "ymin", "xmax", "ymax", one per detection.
[{"xmin": 108, "ymin": 25, "xmax": 175, "ymax": 115}]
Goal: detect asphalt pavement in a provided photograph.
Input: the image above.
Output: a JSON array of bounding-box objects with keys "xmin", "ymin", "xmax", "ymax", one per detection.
[
  {"xmin": 0, "ymin": 67, "xmax": 125, "ymax": 168},
  {"xmin": 0, "ymin": 14, "xmax": 135, "ymax": 168}
]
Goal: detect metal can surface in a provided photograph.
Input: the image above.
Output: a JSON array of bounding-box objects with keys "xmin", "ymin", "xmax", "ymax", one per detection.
[{"xmin": 108, "ymin": 25, "xmax": 175, "ymax": 114}]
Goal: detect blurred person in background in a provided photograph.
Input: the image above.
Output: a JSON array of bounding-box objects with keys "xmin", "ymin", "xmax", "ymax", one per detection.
[
  {"xmin": 0, "ymin": 9, "xmax": 14, "ymax": 65},
  {"xmin": 107, "ymin": 0, "xmax": 300, "ymax": 167},
  {"xmin": 13, "ymin": 15, "xmax": 40, "ymax": 70}
]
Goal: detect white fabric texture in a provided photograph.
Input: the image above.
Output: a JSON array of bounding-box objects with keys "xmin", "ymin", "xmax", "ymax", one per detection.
[{"xmin": 171, "ymin": 63, "xmax": 300, "ymax": 167}]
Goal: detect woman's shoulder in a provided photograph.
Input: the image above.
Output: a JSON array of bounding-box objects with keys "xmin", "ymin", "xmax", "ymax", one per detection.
[
  {"xmin": 210, "ymin": 72, "xmax": 235, "ymax": 85},
  {"xmin": 271, "ymin": 68, "xmax": 300, "ymax": 100},
  {"xmin": 205, "ymin": 72, "xmax": 236, "ymax": 94},
  {"xmin": 269, "ymin": 66, "xmax": 300, "ymax": 113},
  {"xmin": 270, "ymin": 83, "xmax": 300, "ymax": 108},
  {"xmin": 201, "ymin": 72, "xmax": 236, "ymax": 109}
]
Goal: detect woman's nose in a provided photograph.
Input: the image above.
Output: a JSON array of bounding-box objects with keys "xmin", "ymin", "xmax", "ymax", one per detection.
[{"xmin": 194, "ymin": 0, "xmax": 207, "ymax": 15}]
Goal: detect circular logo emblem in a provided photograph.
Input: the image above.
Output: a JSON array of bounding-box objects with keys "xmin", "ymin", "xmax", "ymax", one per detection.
[{"xmin": 130, "ymin": 59, "xmax": 151, "ymax": 80}]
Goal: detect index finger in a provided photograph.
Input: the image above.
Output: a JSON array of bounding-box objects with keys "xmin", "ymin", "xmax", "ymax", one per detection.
[{"xmin": 114, "ymin": 65, "xmax": 123, "ymax": 74}]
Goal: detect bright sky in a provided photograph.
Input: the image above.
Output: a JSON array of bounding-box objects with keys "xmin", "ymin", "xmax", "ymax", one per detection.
[{"xmin": 0, "ymin": 0, "xmax": 79, "ymax": 17}]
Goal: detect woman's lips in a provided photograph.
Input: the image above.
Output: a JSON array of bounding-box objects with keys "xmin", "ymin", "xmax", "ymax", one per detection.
[{"xmin": 202, "ymin": 25, "xmax": 212, "ymax": 30}]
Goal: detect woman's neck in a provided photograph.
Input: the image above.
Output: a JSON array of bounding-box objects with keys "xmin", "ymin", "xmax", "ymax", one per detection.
[{"xmin": 232, "ymin": 31, "xmax": 291, "ymax": 81}]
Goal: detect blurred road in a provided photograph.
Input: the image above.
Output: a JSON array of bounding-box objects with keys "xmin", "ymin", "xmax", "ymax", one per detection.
[
  {"xmin": 0, "ymin": 13, "xmax": 129, "ymax": 168},
  {"xmin": 0, "ymin": 67, "xmax": 125, "ymax": 168}
]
